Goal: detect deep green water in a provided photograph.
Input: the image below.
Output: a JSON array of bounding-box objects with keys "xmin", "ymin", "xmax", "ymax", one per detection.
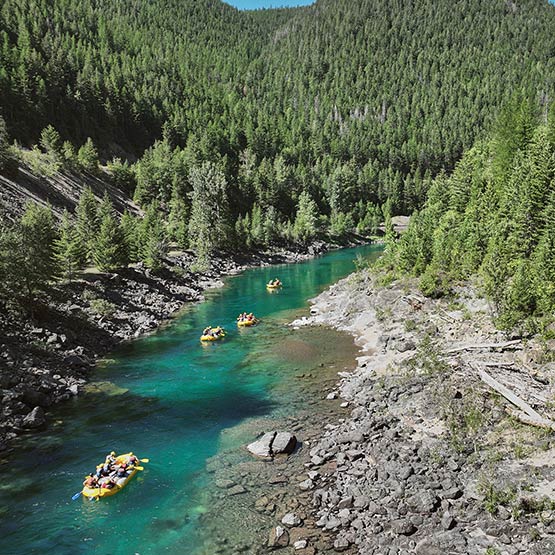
[{"xmin": 0, "ymin": 245, "xmax": 381, "ymax": 555}]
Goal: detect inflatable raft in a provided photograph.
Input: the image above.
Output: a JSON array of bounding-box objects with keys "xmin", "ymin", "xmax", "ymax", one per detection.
[
  {"xmin": 200, "ymin": 328, "xmax": 226, "ymax": 341},
  {"xmin": 82, "ymin": 453, "xmax": 143, "ymax": 499},
  {"xmin": 237, "ymin": 318, "xmax": 257, "ymax": 327}
]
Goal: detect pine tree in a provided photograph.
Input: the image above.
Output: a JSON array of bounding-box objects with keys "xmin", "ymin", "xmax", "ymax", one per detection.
[
  {"xmin": 93, "ymin": 194, "xmax": 127, "ymax": 271},
  {"xmin": 137, "ymin": 202, "xmax": 168, "ymax": 271},
  {"xmin": 120, "ymin": 211, "xmax": 139, "ymax": 263},
  {"xmin": 55, "ymin": 210, "xmax": 82, "ymax": 280},
  {"xmin": 78, "ymin": 138, "xmax": 99, "ymax": 173},
  {"xmin": 75, "ymin": 186, "xmax": 99, "ymax": 265},
  {"xmin": 531, "ymin": 195, "xmax": 555, "ymax": 315},
  {"xmin": 293, "ymin": 191, "xmax": 319, "ymax": 243},
  {"xmin": 188, "ymin": 161, "xmax": 230, "ymax": 264},
  {"xmin": 167, "ymin": 186, "xmax": 189, "ymax": 247},
  {"xmin": 19, "ymin": 202, "xmax": 58, "ymax": 297},
  {"xmin": 62, "ymin": 141, "xmax": 77, "ymax": 169},
  {"xmin": 39, "ymin": 125, "xmax": 62, "ymax": 158}
]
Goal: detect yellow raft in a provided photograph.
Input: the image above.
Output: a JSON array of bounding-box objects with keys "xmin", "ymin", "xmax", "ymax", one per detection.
[
  {"xmin": 237, "ymin": 318, "xmax": 257, "ymax": 327},
  {"xmin": 82, "ymin": 453, "xmax": 144, "ymax": 499},
  {"xmin": 266, "ymin": 283, "xmax": 282, "ymax": 290},
  {"xmin": 200, "ymin": 328, "xmax": 226, "ymax": 341}
]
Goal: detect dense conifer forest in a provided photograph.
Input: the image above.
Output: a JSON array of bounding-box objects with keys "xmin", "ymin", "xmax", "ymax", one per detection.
[
  {"xmin": 2, "ymin": 0, "xmax": 555, "ymax": 325},
  {"xmin": 381, "ymin": 97, "xmax": 555, "ymax": 331}
]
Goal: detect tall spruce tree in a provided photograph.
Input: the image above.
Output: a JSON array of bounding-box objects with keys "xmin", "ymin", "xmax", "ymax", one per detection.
[
  {"xmin": 55, "ymin": 210, "xmax": 82, "ymax": 280},
  {"xmin": 93, "ymin": 194, "xmax": 128, "ymax": 271},
  {"xmin": 188, "ymin": 161, "xmax": 230, "ymax": 264},
  {"xmin": 293, "ymin": 191, "xmax": 319, "ymax": 244},
  {"xmin": 75, "ymin": 186, "xmax": 99, "ymax": 265},
  {"xmin": 19, "ymin": 202, "xmax": 58, "ymax": 298}
]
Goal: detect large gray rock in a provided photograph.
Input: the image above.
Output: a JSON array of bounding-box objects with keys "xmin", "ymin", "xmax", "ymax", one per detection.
[
  {"xmin": 22, "ymin": 406, "xmax": 46, "ymax": 429},
  {"xmin": 247, "ymin": 431, "xmax": 297, "ymax": 458},
  {"xmin": 268, "ymin": 525, "xmax": 289, "ymax": 549},
  {"xmin": 281, "ymin": 513, "xmax": 302, "ymax": 527},
  {"xmin": 272, "ymin": 432, "xmax": 297, "ymax": 455},
  {"xmin": 390, "ymin": 519, "xmax": 417, "ymax": 536},
  {"xmin": 247, "ymin": 432, "xmax": 276, "ymax": 458}
]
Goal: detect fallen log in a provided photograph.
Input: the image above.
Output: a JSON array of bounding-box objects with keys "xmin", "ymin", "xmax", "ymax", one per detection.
[
  {"xmin": 475, "ymin": 365, "xmax": 554, "ymax": 425},
  {"xmin": 505, "ymin": 407, "xmax": 555, "ymax": 432},
  {"xmin": 446, "ymin": 339, "xmax": 522, "ymax": 354}
]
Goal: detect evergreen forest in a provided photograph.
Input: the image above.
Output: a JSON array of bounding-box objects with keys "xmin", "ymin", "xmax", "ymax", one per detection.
[{"xmin": 2, "ymin": 0, "xmax": 555, "ymax": 326}]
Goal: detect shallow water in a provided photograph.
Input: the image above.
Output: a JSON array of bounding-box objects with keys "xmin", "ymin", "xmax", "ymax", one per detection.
[{"xmin": 0, "ymin": 245, "xmax": 381, "ymax": 555}]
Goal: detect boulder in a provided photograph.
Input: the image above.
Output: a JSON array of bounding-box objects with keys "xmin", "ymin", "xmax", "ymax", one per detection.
[
  {"xmin": 22, "ymin": 406, "xmax": 46, "ymax": 429},
  {"xmin": 268, "ymin": 526, "xmax": 289, "ymax": 549},
  {"xmin": 281, "ymin": 513, "xmax": 303, "ymax": 527},
  {"xmin": 272, "ymin": 432, "xmax": 297, "ymax": 455},
  {"xmin": 390, "ymin": 519, "xmax": 417, "ymax": 536},
  {"xmin": 247, "ymin": 432, "xmax": 276, "ymax": 458},
  {"xmin": 247, "ymin": 431, "xmax": 297, "ymax": 458}
]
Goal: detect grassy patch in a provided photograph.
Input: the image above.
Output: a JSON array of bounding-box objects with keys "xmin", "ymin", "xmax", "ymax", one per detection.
[{"xmin": 89, "ymin": 298, "xmax": 117, "ymax": 318}]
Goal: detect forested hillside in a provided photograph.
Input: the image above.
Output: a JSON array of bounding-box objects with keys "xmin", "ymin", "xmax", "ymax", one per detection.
[
  {"xmin": 382, "ymin": 97, "xmax": 555, "ymax": 330},
  {"xmin": 2, "ymin": 0, "xmax": 555, "ymax": 312}
]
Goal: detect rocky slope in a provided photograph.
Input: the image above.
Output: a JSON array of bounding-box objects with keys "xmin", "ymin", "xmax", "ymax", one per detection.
[{"xmin": 281, "ymin": 271, "xmax": 555, "ymax": 554}]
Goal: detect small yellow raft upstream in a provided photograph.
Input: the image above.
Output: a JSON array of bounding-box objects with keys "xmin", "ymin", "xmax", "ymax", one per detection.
[
  {"xmin": 266, "ymin": 283, "xmax": 282, "ymax": 291},
  {"xmin": 200, "ymin": 327, "xmax": 226, "ymax": 342},
  {"xmin": 237, "ymin": 319, "xmax": 257, "ymax": 327},
  {"xmin": 82, "ymin": 453, "xmax": 144, "ymax": 499}
]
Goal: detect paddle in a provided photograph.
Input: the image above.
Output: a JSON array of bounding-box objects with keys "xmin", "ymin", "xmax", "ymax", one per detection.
[
  {"xmin": 71, "ymin": 491, "xmax": 82, "ymax": 501},
  {"xmin": 140, "ymin": 458, "xmax": 149, "ymax": 463}
]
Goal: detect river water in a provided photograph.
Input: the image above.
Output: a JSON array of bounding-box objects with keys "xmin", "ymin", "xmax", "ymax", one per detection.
[{"xmin": 0, "ymin": 245, "xmax": 381, "ymax": 555}]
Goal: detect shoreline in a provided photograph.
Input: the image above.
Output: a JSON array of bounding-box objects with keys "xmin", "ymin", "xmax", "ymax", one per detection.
[
  {"xmin": 0, "ymin": 238, "xmax": 369, "ymax": 452},
  {"xmin": 281, "ymin": 270, "xmax": 555, "ymax": 554}
]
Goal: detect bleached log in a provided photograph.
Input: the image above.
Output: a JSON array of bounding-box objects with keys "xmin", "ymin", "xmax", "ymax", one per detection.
[
  {"xmin": 445, "ymin": 340, "xmax": 522, "ymax": 354},
  {"xmin": 475, "ymin": 365, "xmax": 544, "ymax": 420},
  {"xmin": 479, "ymin": 361, "xmax": 516, "ymax": 368},
  {"xmin": 505, "ymin": 407, "xmax": 555, "ymax": 432}
]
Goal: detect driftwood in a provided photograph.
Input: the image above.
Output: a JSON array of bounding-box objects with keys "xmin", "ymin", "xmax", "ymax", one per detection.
[
  {"xmin": 446, "ymin": 339, "xmax": 522, "ymax": 354},
  {"xmin": 474, "ymin": 364, "xmax": 555, "ymax": 431},
  {"xmin": 479, "ymin": 361, "xmax": 516, "ymax": 368},
  {"xmin": 476, "ymin": 365, "xmax": 544, "ymax": 419},
  {"xmin": 505, "ymin": 407, "xmax": 555, "ymax": 432}
]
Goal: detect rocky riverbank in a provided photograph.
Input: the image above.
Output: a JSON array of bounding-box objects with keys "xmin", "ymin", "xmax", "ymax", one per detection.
[
  {"xmin": 277, "ymin": 270, "xmax": 555, "ymax": 554},
  {"xmin": 0, "ymin": 242, "xmax": 334, "ymax": 451}
]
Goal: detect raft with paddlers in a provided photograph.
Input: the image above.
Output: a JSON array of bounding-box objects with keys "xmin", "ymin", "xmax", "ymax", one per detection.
[
  {"xmin": 200, "ymin": 326, "xmax": 226, "ymax": 341},
  {"xmin": 266, "ymin": 278, "xmax": 282, "ymax": 290},
  {"xmin": 237, "ymin": 312, "xmax": 258, "ymax": 327},
  {"xmin": 75, "ymin": 452, "xmax": 148, "ymax": 500}
]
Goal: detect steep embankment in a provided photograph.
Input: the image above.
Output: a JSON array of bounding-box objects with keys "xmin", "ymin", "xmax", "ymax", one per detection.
[{"xmin": 288, "ymin": 271, "xmax": 555, "ymax": 554}]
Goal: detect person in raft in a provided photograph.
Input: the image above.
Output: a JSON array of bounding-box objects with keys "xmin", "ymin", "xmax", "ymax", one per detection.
[
  {"xmin": 83, "ymin": 473, "xmax": 98, "ymax": 488},
  {"xmin": 203, "ymin": 326, "xmax": 211, "ymax": 336},
  {"xmin": 212, "ymin": 326, "xmax": 224, "ymax": 337},
  {"xmin": 105, "ymin": 451, "xmax": 117, "ymax": 465}
]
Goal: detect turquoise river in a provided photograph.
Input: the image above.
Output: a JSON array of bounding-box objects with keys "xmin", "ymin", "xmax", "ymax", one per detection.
[{"xmin": 0, "ymin": 245, "xmax": 381, "ymax": 555}]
